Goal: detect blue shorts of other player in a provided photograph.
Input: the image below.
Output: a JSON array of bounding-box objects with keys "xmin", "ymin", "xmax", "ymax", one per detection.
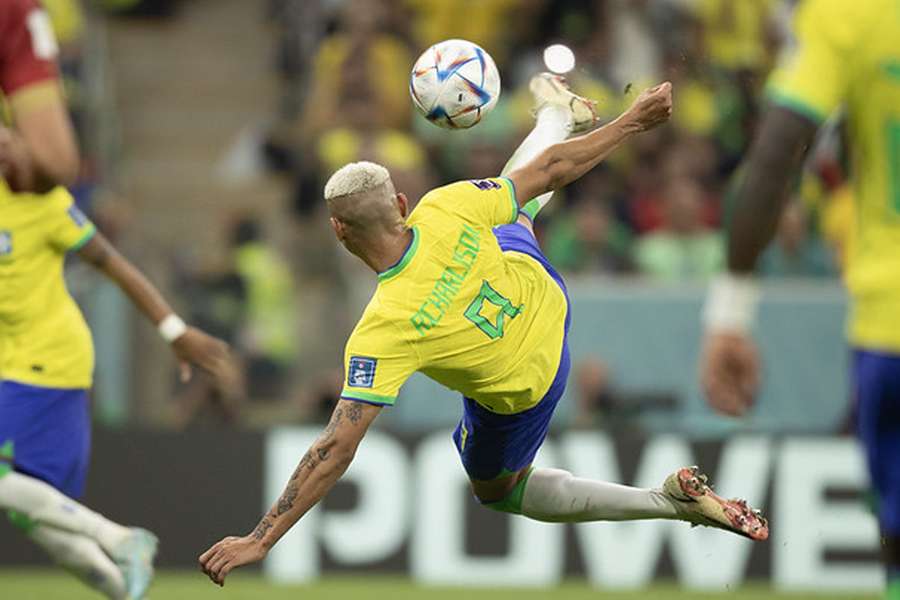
[{"xmin": 0, "ymin": 380, "xmax": 92, "ymax": 499}]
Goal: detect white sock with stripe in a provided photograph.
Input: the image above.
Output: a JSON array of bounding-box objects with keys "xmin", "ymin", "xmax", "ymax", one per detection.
[
  {"xmin": 29, "ymin": 525, "xmax": 128, "ymax": 600},
  {"xmin": 520, "ymin": 468, "xmax": 680, "ymax": 522},
  {"xmin": 0, "ymin": 471, "xmax": 130, "ymax": 553}
]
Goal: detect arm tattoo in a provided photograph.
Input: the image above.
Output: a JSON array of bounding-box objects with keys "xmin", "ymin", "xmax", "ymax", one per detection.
[
  {"xmin": 290, "ymin": 450, "xmax": 317, "ymax": 480},
  {"xmin": 252, "ymin": 517, "xmax": 273, "ymax": 541},
  {"xmin": 345, "ymin": 402, "xmax": 363, "ymax": 424},
  {"xmin": 276, "ymin": 484, "xmax": 299, "ymax": 516},
  {"xmin": 322, "ymin": 407, "xmax": 343, "ymax": 440}
]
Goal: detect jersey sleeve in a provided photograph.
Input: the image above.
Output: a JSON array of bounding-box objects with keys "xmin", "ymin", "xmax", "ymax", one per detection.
[
  {"xmin": 419, "ymin": 177, "xmax": 519, "ymax": 229},
  {"xmin": 340, "ymin": 309, "xmax": 417, "ymax": 407},
  {"xmin": 765, "ymin": 0, "xmax": 866, "ymax": 124},
  {"xmin": 44, "ymin": 188, "xmax": 96, "ymax": 252},
  {"xmin": 0, "ymin": 0, "xmax": 59, "ymax": 98}
]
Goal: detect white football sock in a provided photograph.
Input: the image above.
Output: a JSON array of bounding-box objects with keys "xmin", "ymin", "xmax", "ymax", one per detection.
[
  {"xmin": 502, "ymin": 105, "xmax": 571, "ymax": 213},
  {"xmin": 520, "ymin": 468, "xmax": 681, "ymax": 523},
  {"xmin": 0, "ymin": 471, "xmax": 130, "ymax": 553},
  {"xmin": 29, "ymin": 525, "xmax": 128, "ymax": 600}
]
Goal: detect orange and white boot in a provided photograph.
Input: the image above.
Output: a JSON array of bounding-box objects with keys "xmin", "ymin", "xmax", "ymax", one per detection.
[{"xmin": 663, "ymin": 466, "xmax": 769, "ymax": 541}]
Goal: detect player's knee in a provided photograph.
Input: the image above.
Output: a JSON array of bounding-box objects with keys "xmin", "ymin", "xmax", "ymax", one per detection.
[{"xmin": 477, "ymin": 469, "xmax": 534, "ymax": 515}]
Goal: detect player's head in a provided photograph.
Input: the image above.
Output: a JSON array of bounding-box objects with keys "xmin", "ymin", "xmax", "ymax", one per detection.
[{"xmin": 324, "ymin": 161, "xmax": 409, "ymax": 257}]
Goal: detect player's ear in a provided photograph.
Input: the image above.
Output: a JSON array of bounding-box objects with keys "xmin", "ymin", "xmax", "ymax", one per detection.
[
  {"xmin": 395, "ymin": 192, "xmax": 409, "ymax": 218},
  {"xmin": 330, "ymin": 216, "xmax": 345, "ymax": 241}
]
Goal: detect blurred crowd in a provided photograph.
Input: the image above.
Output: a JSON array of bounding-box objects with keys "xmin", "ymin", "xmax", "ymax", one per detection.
[
  {"xmin": 263, "ymin": 0, "xmax": 846, "ymax": 285},
  {"xmin": 50, "ymin": 0, "xmax": 854, "ymax": 427}
]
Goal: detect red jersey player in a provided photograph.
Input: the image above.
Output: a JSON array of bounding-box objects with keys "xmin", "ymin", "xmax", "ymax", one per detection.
[{"xmin": 0, "ymin": 0, "xmax": 79, "ymax": 192}]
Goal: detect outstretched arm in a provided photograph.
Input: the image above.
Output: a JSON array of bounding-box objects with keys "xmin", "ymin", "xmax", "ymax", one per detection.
[
  {"xmin": 77, "ymin": 232, "xmax": 232, "ymax": 381},
  {"xmin": 199, "ymin": 399, "xmax": 382, "ymax": 585},
  {"xmin": 507, "ymin": 82, "xmax": 673, "ymax": 205},
  {"xmin": 700, "ymin": 105, "xmax": 819, "ymax": 416}
]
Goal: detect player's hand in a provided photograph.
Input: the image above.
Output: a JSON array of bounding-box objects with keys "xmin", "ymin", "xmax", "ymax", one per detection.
[
  {"xmin": 700, "ymin": 330, "xmax": 760, "ymax": 417},
  {"xmin": 626, "ymin": 82, "xmax": 673, "ymax": 132},
  {"xmin": 199, "ymin": 534, "xmax": 267, "ymax": 586},
  {"xmin": 171, "ymin": 327, "xmax": 234, "ymax": 383}
]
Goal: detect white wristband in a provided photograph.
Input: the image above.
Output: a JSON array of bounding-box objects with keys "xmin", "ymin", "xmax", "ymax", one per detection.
[
  {"xmin": 158, "ymin": 314, "xmax": 187, "ymax": 343},
  {"xmin": 702, "ymin": 274, "xmax": 760, "ymax": 333}
]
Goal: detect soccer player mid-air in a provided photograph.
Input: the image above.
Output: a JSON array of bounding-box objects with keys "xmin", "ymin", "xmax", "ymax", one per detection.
[
  {"xmin": 0, "ymin": 1, "xmax": 235, "ymax": 599},
  {"xmin": 200, "ymin": 75, "xmax": 768, "ymax": 585},
  {"xmin": 699, "ymin": 1, "xmax": 900, "ymax": 598}
]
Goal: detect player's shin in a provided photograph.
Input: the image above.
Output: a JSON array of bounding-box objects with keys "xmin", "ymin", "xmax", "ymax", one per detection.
[
  {"xmin": 0, "ymin": 471, "xmax": 130, "ymax": 553},
  {"xmin": 487, "ymin": 467, "xmax": 679, "ymax": 522},
  {"xmin": 26, "ymin": 522, "xmax": 128, "ymax": 600},
  {"xmin": 501, "ymin": 105, "xmax": 570, "ymax": 220}
]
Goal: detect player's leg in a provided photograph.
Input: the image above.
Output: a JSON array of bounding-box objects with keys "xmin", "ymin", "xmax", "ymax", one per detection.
[
  {"xmin": 0, "ymin": 467, "xmax": 131, "ymax": 550},
  {"xmin": 455, "ymin": 339, "xmax": 767, "ymax": 539},
  {"xmin": 501, "ymin": 73, "xmax": 597, "ymax": 224},
  {"xmin": 455, "ymin": 336, "xmax": 691, "ymax": 523},
  {"xmin": 853, "ymin": 350, "xmax": 900, "ymax": 600},
  {"xmin": 9, "ymin": 512, "xmax": 128, "ymax": 600},
  {"xmin": 0, "ymin": 382, "xmax": 158, "ymax": 598}
]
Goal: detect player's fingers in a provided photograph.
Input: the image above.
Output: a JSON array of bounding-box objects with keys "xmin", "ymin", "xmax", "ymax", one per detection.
[
  {"xmin": 208, "ymin": 553, "xmax": 230, "ymax": 583},
  {"xmin": 218, "ymin": 562, "xmax": 234, "ymax": 586},
  {"xmin": 198, "ymin": 544, "xmax": 219, "ymax": 567}
]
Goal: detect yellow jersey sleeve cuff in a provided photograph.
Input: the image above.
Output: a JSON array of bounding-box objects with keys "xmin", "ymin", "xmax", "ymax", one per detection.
[
  {"xmin": 765, "ymin": 88, "xmax": 829, "ymax": 125},
  {"xmin": 500, "ymin": 177, "xmax": 518, "ymax": 224},
  {"xmin": 68, "ymin": 224, "xmax": 97, "ymax": 252},
  {"xmin": 340, "ymin": 389, "xmax": 397, "ymax": 406}
]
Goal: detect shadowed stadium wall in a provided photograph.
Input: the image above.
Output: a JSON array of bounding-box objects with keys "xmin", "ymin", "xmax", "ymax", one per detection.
[{"xmin": 84, "ymin": 279, "xmax": 848, "ymax": 434}]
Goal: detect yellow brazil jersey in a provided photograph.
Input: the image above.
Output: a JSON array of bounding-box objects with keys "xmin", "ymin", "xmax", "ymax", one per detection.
[
  {"xmin": 0, "ymin": 185, "xmax": 96, "ymax": 388},
  {"xmin": 340, "ymin": 178, "xmax": 568, "ymax": 415},
  {"xmin": 767, "ymin": 0, "xmax": 900, "ymax": 352}
]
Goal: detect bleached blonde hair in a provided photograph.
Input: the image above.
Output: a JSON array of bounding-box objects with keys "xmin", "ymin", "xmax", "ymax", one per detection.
[
  {"xmin": 324, "ymin": 161, "xmax": 391, "ymax": 202},
  {"xmin": 324, "ymin": 161, "xmax": 399, "ymax": 230}
]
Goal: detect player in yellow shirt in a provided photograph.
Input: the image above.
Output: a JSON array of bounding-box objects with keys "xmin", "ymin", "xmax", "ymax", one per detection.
[
  {"xmin": 0, "ymin": 3, "xmax": 234, "ymax": 598},
  {"xmin": 0, "ymin": 184, "xmax": 235, "ymax": 600},
  {"xmin": 201, "ymin": 76, "xmax": 768, "ymax": 585},
  {"xmin": 699, "ymin": 0, "xmax": 900, "ymax": 597}
]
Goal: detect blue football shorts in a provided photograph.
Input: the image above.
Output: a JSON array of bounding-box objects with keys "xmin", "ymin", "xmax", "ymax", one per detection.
[
  {"xmin": 0, "ymin": 380, "xmax": 92, "ymax": 499},
  {"xmin": 854, "ymin": 348, "xmax": 900, "ymax": 536}
]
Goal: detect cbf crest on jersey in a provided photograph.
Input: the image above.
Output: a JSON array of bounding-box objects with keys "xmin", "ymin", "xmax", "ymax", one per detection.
[
  {"xmin": 347, "ymin": 356, "xmax": 377, "ymax": 388},
  {"xmin": 0, "ymin": 230, "xmax": 12, "ymax": 257}
]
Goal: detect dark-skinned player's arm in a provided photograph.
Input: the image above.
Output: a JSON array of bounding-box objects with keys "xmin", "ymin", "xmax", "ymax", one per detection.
[
  {"xmin": 699, "ymin": 105, "xmax": 819, "ymax": 416},
  {"xmin": 507, "ymin": 82, "xmax": 673, "ymax": 206},
  {"xmin": 199, "ymin": 399, "xmax": 381, "ymax": 586},
  {"xmin": 77, "ymin": 232, "xmax": 233, "ymax": 382}
]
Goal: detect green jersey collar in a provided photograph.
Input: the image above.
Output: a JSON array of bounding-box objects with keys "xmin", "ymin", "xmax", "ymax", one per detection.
[{"xmin": 377, "ymin": 226, "xmax": 420, "ymax": 282}]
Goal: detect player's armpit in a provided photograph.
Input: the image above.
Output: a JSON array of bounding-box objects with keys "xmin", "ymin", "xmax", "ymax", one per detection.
[{"xmin": 726, "ymin": 105, "xmax": 819, "ymax": 273}]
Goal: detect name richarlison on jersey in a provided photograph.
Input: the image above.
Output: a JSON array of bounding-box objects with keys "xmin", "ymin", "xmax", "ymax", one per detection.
[{"xmin": 410, "ymin": 223, "xmax": 481, "ymax": 336}]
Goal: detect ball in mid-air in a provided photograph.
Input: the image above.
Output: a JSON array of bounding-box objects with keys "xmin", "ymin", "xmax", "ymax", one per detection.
[{"xmin": 409, "ymin": 39, "xmax": 501, "ymax": 130}]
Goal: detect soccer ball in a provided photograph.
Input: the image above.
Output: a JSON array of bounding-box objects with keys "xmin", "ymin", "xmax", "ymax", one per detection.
[{"xmin": 409, "ymin": 39, "xmax": 501, "ymax": 130}]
